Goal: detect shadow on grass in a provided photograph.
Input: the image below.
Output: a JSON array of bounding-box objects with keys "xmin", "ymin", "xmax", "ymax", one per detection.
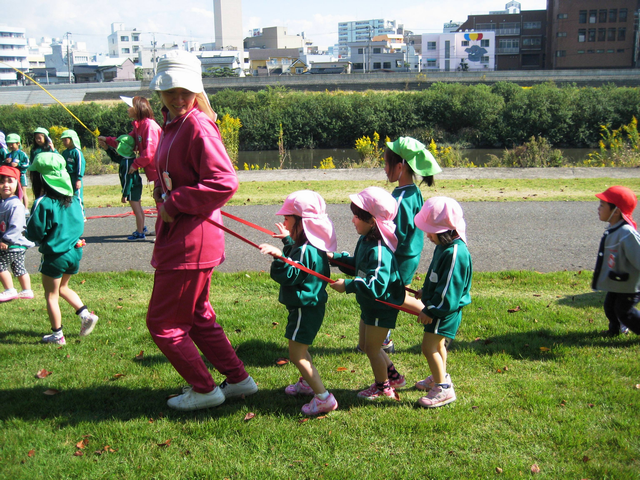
[
  {"xmin": 556, "ymin": 291, "xmax": 605, "ymax": 309},
  {"xmin": 0, "ymin": 385, "xmax": 399, "ymax": 425},
  {"xmin": 0, "ymin": 329, "xmax": 46, "ymax": 344}
]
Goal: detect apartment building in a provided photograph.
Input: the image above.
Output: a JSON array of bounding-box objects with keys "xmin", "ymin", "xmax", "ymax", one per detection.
[
  {"xmin": 422, "ymin": 32, "xmax": 496, "ymax": 71},
  {"xmin": 338, "ymin": 19, "xmax": 400, "ymax": 57},
  {"xmin": 107, "ymin": 23, "xmax": 142, "ymax": 63},
  {"xmin": 0, "ymin": 26, "xmax": 29, "ymax": 86}
]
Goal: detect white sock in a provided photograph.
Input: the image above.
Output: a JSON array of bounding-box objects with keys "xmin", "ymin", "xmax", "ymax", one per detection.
[{"xmin": 316, "ymin": 391, "xmax": 330, "ymax": 400}]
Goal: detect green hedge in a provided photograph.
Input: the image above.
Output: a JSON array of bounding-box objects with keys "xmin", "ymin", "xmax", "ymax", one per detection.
[{"xmin": 1, "ymin": 83, "xmax": 639, "ymax": 151}]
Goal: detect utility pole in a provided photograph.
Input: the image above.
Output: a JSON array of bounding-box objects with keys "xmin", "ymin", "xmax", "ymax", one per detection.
[
  {"xmin": 152, "ymin": 33, "xmax": 157, "ymax": 77},
  {"xmin": 66, "ymin": 32, "xmax": 72, "ymax": 84}
]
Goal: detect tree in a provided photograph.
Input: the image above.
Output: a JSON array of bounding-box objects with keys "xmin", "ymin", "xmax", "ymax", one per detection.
[{"xmin": 202, "ymin": 67, "xmax": 239, "ymax": 78}]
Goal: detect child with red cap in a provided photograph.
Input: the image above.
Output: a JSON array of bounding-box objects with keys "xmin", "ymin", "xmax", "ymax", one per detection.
[
  {"xmin": 413, "ymin": 197, "xmax": 472, "ymax": 408},
  {"xmin": 593, "ymin": 186, "xmax": 640, "ymax": 336},
  {"xmin": 259, "ymin": 190, "xmax": 338, "ymax": 415}
]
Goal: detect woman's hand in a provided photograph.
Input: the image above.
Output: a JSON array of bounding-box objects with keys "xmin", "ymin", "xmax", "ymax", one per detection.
[
  {"xmin": 259, "ymin": 243, "xmax": 282, "ymax": 257},
  {"xmin": 159, "ymin": 204, "xmax": 174, "ymax": 223},
  {"xmin": 329, "ymin": 279, "xmax": 346, "ymax": 293},
  {"xmin": 272, "ymin": 222, "xmax": 289, "ymax": 239}
]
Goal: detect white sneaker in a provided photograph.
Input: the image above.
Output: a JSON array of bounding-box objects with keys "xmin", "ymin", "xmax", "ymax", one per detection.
[
  {"xmin": 167, "ymin": 386, "xmax": 225, "ymax": 411},
  {"xmin": 18, "ymin": 289, "xmax": 34, "ymax": 299},
  {"xmin": 0, "ymin": 288, "xmax": 18, "ymax": 302},
  {"xmin": 219, "ymin": 376, "xmax": 258, "ymax": 398},
  {"xmin": 42, "ymin": 333, "xmax": 66, "ymax": 345},
  {"xmin": 80, "ymin": 312, "xmax": 99, "ymax": 337}
]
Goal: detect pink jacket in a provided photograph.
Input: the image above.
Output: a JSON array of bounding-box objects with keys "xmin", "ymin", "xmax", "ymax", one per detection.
[
  {"xmin": 105, "ymin": 118, "xmax": 162, "ymax": 182},
  {"xmin": 152, "ymin": 106, "xmax": 238, "ymax": 271}
]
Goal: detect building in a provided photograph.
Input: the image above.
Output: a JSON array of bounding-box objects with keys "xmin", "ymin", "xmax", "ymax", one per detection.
[
  {"xmin": 244, "ymin": 26, "xmax": 309, "ymax": 50},
  {"xmin": 546, "ymin": 0, "xmax": 639, "ymax": 69},
  {"xmin": 444, "ymin": 21, "xmax": 464, "ymax": 33},
  {"xmin": 348, "ymin": 39, "xmax": 406, "ymax": 73},
  {"xmin": 248, "ymin": 48, "xmax": 301, "ymax": 75},
  {"xmin": 199, "ymin": 51, "xmax": 246, "ymax": 76},
  {"xmin": 73, "ymin": 58, "xmax": 136, "ymax": 83},
  {"xmin": 338, "ymin": 19, "xmax": 400, "ymax": 57},
  {"xmin": 214, "ymin": 0, "xmax": 243, "ymax": 50},
  {"xmin": 44, "ymin": 41, "xmax": 95, "ymax": 82},
  {"xmin": 107, "ymin": 23, "xmax": 142, "ymax": 63},
  {"xmin": 0, "ymin": 26, "xmax": 29, "ymax": 86},
  {"xmin": 422, "ymin": 32, "xmax": 496, "ymax": 71},
  {"xmin": 456, "ymin": 1, "xmax": 547, "ymax": 70}
]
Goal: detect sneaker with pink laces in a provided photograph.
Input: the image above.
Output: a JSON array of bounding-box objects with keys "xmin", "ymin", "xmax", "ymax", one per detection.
[
  {"xmin": 42, "ymin": 333, "xmax": 66, "ymax": 345},
  {"xmin": 285, "ymin": 377, "xmax": 314, "ymax": 396},
  {"xmin": 79, "ymin": 312, "xmax": 99, "ymax": 337},
  {"xmin": 357, "ymin": 384, "xmax": 399, "ymax": 400},
  {"xmin": 417, "ymin": 384, "xmax": 456, "ymax": 408},
  {"xmin": 301, "ymin": 393, "xmax": 338, "ymax": 415},
  {"xmin": 415, "ymin": 373, "xmax": 451, "ymax": 391},
  {"xmin": 389, "ymin": 375, "xmax": 406, "ymax": 388}
]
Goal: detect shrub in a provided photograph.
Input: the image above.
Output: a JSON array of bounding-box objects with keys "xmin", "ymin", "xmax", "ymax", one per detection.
[{"xmin": 486, "ymin": 136, "xmax": 566, "ymax": 167}]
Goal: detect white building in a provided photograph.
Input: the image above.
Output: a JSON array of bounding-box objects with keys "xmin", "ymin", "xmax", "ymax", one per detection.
[
  {"xmin": 214, "ymin": 0, "xmax": 243, "ymax": 51},
  {"xmin": 338, "ymin": 19, "xmax": 400, "ymax": 57},
  {"xmin": 107, "ymin": 23, "xmax": 142, "ymax": 63},
  {"xmin": 0, "ymin": 26, "xmax": 29, "ymax": 86},
  {"xmin": 421, "ymin": 31, "xmax": 496, "ymax": 71}
]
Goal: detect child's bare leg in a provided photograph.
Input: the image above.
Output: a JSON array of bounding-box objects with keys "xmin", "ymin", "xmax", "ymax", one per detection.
[
  {"xmin": 17, "ymin": 273, "xmax": 31, "ymax": 291},
  {"xmin": 363, "ymin": 325, "xmax": 391, "ymax": 383},
  {"xmin": 130, "ymin": 200, "xmax": 145, "ymax": 233},
  {"xmin": 289, "ymin": 340, "xmax": 326, "ymax": 394},
  {"xmin": 358, "ymin": 318, "xmax": 365, "ymax": 351},
  {"xmin": 41, "ymin": 274, "xmax": 62, "ymax": 330},
  {"xmin": 22, "ymin": 189, "xmax": 29, "ymax": 209},
  {"xmin": 0, "ymin": 270, "xmax": 14, "ymax": 290},
  {"xmin": 422, "ymin": 332, "xmax": 447, "ymax": 384},
  {"xmin": 58, "ymin": 274, "xmax": 84, "ymax": 311}
]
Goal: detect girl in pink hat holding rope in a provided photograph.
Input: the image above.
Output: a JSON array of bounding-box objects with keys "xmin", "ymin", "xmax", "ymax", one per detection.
[{"xmin": 259, "ymin": 190, "xmax": 339, "ymax": 415}]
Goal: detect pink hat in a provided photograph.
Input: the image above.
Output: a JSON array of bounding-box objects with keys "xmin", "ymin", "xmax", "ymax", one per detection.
[
  {"xmin": 349, "ymin": 186, "xmax": 398, "ymax": 252},
  {"xmin": 415, "ymin": 196, "xmax": 467, "ymax": 244},
  {"xmin": 276, "ymin": 190, "xmax": 337, "ymax": 252}
]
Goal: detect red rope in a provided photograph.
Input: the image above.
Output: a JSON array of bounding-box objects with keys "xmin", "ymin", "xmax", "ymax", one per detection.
[{"xmin": 85, "ymin": 208, "xmax": 157, "ymax": 221}]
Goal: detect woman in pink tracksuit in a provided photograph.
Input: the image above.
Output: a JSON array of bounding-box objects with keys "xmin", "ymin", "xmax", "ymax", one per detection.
[{"xmin": 147, "ymin": 50, "xmax": 257, "ymax": 411}]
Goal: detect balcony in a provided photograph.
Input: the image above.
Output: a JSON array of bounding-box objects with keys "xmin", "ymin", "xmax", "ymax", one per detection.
[
  {"xmin": 496, "ymin": 47, "xmax": 520, "ymax": 54},
  {"xmin": 496, "ymin": 28, "xmax": 521, "ymax": 36}
]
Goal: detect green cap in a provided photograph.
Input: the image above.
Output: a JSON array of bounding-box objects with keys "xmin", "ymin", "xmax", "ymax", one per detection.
[
  {"xmin": 386, "ymin": 137, "xmax": 442, "ymax": 177},
  {"xmin": 28, "ymin": 152, "xmax": 74, "ymax": 196},
  {"xmin": 116, "ymin": 134, "xmax": 135, "ymax": 158},
  {"xmin": 6, "ymin": 133, "xmax": 20, "ymax": 144},
  {"xmin": 60, "ymin": 129, "xmax": 82, "ymax": 149},
  {"xmin": 34, "ymin": 127, "xmax": 49, "ymax": 136}
]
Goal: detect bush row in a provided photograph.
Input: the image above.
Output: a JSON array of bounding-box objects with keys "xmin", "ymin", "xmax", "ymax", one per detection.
[{"xmin": 1, "ymin": 82, "xmax": 639, "ymax": 151}]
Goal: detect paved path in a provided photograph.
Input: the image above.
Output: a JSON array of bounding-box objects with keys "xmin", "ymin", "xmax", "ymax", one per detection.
[{"xmin": 27, "ymin": 168, "xmax": 638, "ymax": 275}]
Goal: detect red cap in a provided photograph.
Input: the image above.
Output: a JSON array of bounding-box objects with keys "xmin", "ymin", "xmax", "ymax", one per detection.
[
  {"xmin": 596, "ymin": 186, "xmax": 637, "ymax": 229},
  {"xmin": 0, "ymin": 165, "xmax": 20, "ymax": 180}
]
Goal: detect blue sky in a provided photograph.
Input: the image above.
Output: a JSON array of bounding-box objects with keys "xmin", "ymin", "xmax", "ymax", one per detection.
[{"xmin": 5, "ymin": 0, "xmax": 547, "ymax": 53}]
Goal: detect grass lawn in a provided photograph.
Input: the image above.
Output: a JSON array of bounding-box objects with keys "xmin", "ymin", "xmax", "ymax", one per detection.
[{"xmin": 1, "ymin": 270, "xmax": 638, "ymax": 479}]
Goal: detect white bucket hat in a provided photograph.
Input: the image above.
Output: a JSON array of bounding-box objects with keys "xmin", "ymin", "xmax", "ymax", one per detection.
[
  {"xmin": 150, "ymin": 50, "xmax": 204, "ymax": 94},
  {"xmin": 349, "ymin": 186, "xmax": 398, "ymax": 252},
  {"xmin": 276, "ymin": 190, "xmax": 337, "ymax": 252}
]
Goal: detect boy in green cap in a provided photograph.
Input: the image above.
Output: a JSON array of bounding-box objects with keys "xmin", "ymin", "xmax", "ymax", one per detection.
[
  {"xmin": 25, "ymin": 152, "xmax": 98, "ymax": 345},
  {"xmin": 5, "ymin": 133, "xmax": 30, "ymax": 208},
  {"xmin": 101, "ymin": 134, "xmax": 146, "ymax": 241},
  {"xmin": 60, "ymin": 130, "xmax": 86, "ymax": 218}
]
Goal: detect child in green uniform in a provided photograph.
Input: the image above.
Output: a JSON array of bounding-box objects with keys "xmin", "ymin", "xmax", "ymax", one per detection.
[
  {"xmin": 5, "ymin": 133, "xmax": 31, "ymax": 209},
  {"xmin": 330, "ymin": 187, "xmax": 406, "ymax": 400},
  {"xmin": 414, "ymin": 197, "xmax": 472, "ymax": 408},
  {"xmin": 101, "ymin": 134, "xmax": 145, "ymax": 241},
  {"xmin": 29, "ymin": 127, "xmax": 55, "ymax": 162},
  {"xmin": 380, "ymin": 137, "xmax": 442, "ymax": 353},
  {"xmin": 0, "ymin": 132, "xmax": 8, "ymax": 163},
  {"xmin": 60, "ymin": 130, "xmax": 86, "ymax": 217},
  {"xmin": 259, "ymin": 190, "xmax": 338, "ymax": 415},
  {"xmin": 25, "ymin": 152, "xmax": 98, "ymax": 346}
]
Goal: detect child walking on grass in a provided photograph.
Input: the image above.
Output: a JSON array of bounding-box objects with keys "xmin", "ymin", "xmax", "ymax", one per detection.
[
  {"xmin": 0, "ymin": 166, "xmax": 34, "ymax": 302},
  {"xmin": 593, "ymin": 186, "xmax": 640, "ymax": 336},
  {"xmin": 330, "ymin": 187, "xmax": 406, "ymax": 400},
  {"xmin": 60, "ymin": 130, "xmax": 86, "ymax": 217},
  {"xmin": 259, "ymin": 190, "xmax": 339, "ymax": 415},
  {"xmin": 24, "ymin": 153, "xmax": 98, "ymax": 346},
  {"xmin": 6, "ymin": 134, "xmax": 31, "ymax": 209},
  {"xmin": 414, "ymin": 197, "xmax": 472, "ymax": 408},
  {"xmin": 380, "ymin": 137, "xmax": 442, "ymax": 353}
]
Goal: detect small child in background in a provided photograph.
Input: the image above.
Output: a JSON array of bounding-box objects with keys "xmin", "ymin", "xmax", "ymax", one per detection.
[
  {"xmin": 60, "ymin": 130, "xmax": 86, "ymax": 216},
  {"xmin": 330, "ymin": 186, "xmax": 406, "ymax": 400},
  {"xmin": 101, "ymin": 134, "xmax": 146, "ymax": 241},
  {"xmin": 29, "ymin": 127, "xmax": 55, "ymax": 162},
  {"xmin": 5, "ymin": 134, "xmax": 30, "ymax": 209},
  {"xmin": 593, "ymin": 186, "xmax": 640, "ymax": 336},
  {"xmin": 414, "ymin": 197, "xmax": 472, "ymax": 408},
  {"xmin": 381, "ymin": 137, "xmax": 442, "ymax": 353},
  {"xmin": 25, "ymin": 152, "xmax": 98, "ymax": 346},
  {"xmin": 0, "ymin": 165, "xmax": 34, "ymax": 302},
  {"xmin": 259, "ymin": 190, "xmax": 338, "ymax": 415},
  {"xmin": 0, "ymin": 132, "xmax": 8, "ymax": 163}
]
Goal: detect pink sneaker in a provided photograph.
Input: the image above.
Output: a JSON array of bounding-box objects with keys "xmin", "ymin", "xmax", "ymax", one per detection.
[
  {"xmin": 389, "ymin": 374, "xmax": 406, "ymax": 388},
  {"xmin": 417, "ymin": 384, "xmax": 456, "ymax": 408},
  {"xmin": 301, "ymin": 393, "xmax": 338, "ymax": 415},
  {"xmin": 285, "ymin": 377, "xmax": 314, "ymax": 396},
  {"xmin": 79, "ymin": 312, "xmax": 99, "ymax": 337},
  {"xmin": 415, "ymin": 373, "xmax": 451, "ymax": 391},
  {"xmin": 357, "ymin": 384, "xmax": 399, "ymax": 400}
]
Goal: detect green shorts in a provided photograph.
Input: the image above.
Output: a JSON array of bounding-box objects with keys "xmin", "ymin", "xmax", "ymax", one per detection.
[
  {"xmin": 361, "ymin": 306, "xmax": 399, "ymax": 329},
  {"xmin": 121, "ymin": 171, "xmax": 143, "ymax": 202},
  {"xmin": 285, "ymin": 304, "xmax": 325, "ymax": 345},
  {"xmin": 396, "ymin": 255, "xmax": 420, "ymax": 286},
  {"xmin": 39, "ymin": 248, "xmax": 83, "ymax": 279},
  {"xmin": 423, "ymin": 309, "xmax": 462, "ymax": 340}
]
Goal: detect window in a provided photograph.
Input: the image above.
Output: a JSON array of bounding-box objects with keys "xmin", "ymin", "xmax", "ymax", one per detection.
[
  {"xmin": 480, "ymin": 55, "xmax": 489, "ymax": 64},
  {"xmin": 498, "ymin": 39, "xmax": 519, "ymax": 48},
  {"xmin": 481, "ymin": 39, "xmax": 490, "ymax": 47},
  {"xmin": 121, "ymin": 48, "xmax": 130, "ymax": 54},
  {"xmin": 619, "ymin": 28, "xmax": 626, "ymax": 41},
  {"xmin": 373, "ymin": 62, "xmax": 381, "ymax": 69},
  {"xmin": 556, "ymin": 50, "xmax": 566, "ymax": 57},
  {"xmin": 588, "ymin": 29, "xmax": 596, "ymax": 42},
  {"xmin": 295, "ymin": 67, "xmax": 303, "ymax": 74},
  {"xmin": 132, "ymin": 35, "xmax": 139, "ymax": 41},
  {"xmin": 372, "ymin": 47, "xmax": 381, "ymax": 54},
  {"xmin": 608, "ymin": 28, "xmax": 616, "ymax": 41},
  {"xmin": 598, "ymin": 28, "xmax": 606, "ymax": 42},
  {"xmin": 578, "ymin": 29, "xmax": 586, "ymax": 42},
  {"xmin": 523, "ymin": 22, "xmax": 541, "ymax": 29},
  {"xmin": 427, "ymin": 41, "xmax": 436, "ymax": 50},
  {"xmin": 132, "ymin": 46, "xmax": 139, "ymax": 53},
  {"xmin": 579, "ymin": 10, "xmax": 587, "ymax": 23},
  {"xmin": 619, "ymin": 9, "xmax": 628, "ymax": 22},
  {"xmin": 120, "ymin": 35, "xmax": 129, "ymax": 42},
  {"xmin": 427, "ymin": 59, "xmax": 437, "ymax": 67},
  {"xmin": 599, "ymin": 10, "xmax": 607, "ymax": 23},
  {"xmin": 353, "ymin": 63, "xmax": 363, "ymax": 69},
  {"xmin": 597, "ymin": 49, "xmax": 604, "ymax": 53},
  {"xmin": 461, "ymin": 40, "xmax": 469, "ymax": 46},
  {"xmin": 587, "ymin": 49, "xmax": 595, "ymax": 53},
  {"xmin": 383, "ymin": 62, "xmax": 391, "ymax": 69},
  {"xmin": 607, "ymin": 49, "xmax": 614, "ymax": 53},
  {"xmin": 396, "ymin": 60, "xmax": 403, "ymax": 68},
  {"xmin": 557, "ymin": 32, "xmax": 567, "ymax": 37},
  {"xmin": 357, "ymin": 48, "xmax": 363, "ymax": 54},
  {"xmin": 522, "ymin": 37, "xmax": 541, "ymax": 47},
  {"xmin": 578, "ymin": 50, "xmax": 585, "ymax": 54},
  {"xmin": 617, "ymin": 49, "xmax": 625, "ymax": 53},
  {"xmin": 609, "ymin": 9, "xmax": 617, "ymax": 22},
  {"xmin": 557, "ymin": 13, "xmax": 568, "ymax": 19},
  {"xmin": 589, "ymin": 10, "xmax": 597, "ymax": 23}
]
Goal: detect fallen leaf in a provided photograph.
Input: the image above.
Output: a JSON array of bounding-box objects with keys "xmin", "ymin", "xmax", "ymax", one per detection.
[
  {"xmin": 533, "ymin": 294, "xmax": 541, "ymax": 297},
  {"xmin": 336, "ymin": 367, "xmax": 347, "ymax": 372},
  {"xmin": 157, "ymin": 439, "xmax": 171, "ymax": 447},
  {"xmin": 484, "ymin": 339, "xmax": 493, "ymax": 345},
  {"xmin": 275, "ymin": 358, "xmax": 289, "ymax": 366},
  {"xmin": 43, "ymin": 389, "xmax": 60, "ymax": 395},
  {"xmin": 503, "ymin": 366, "xmax": 509, "ymax": 371},
  {"xmin": 539, "ymin": 347, "xmax": 551, "ymax": 352},
  {"xmin": 113, "ymin": 373, "xmax": 126, "ymax": 378},
  {"xmin": 472, "ymin": 406, "xmax": 479, "ymax": 410},
  {"xmin": 272, "ymin": 322, "xmax": 279, "ymax": 326},
  {"xmin": 496, "ymin": 467, "xmax": 503, "ymax": 473},
  {"xmin": 73, "ymin": 451, "xmax": 84, "ymax": 456},
  {"xmin": 582, "ymin": 456, "xmax": 589, "ymax": 463},
  {"xmin": 35, "ymin": 369, "xmax": 52, "ymax": 379},
  {"xmin": 635, "ymin": 384, "xmax": 640, "ymax": 390},
  {"xmin": 134, "ymin": 351, "xmax": 144, "ymax": 360},
  {"xmin": 94, "ymin": 450, "xmax": 103, "ymax": 456},
  {"xmin": 116, "ymin": 306, "xmax": 123, "ymax": 309},
  {"xmin": 496, "ymin": 369, "xmax": 502, "ymax": 373},
  {"xmin": 80, "ymin": 280, "xmax": 86, "ymax": 284},
  {"xmin": 299, "ymin": 418, "xmax": 309, "ymax": 424},
  {"xmin": 351, "ymin": 370, "xmax": 355, "ymax": 373},
  {"xmin": 588, "ymin": 403, "xmax": 594, "ymax": 408},
  {"xmin": 531, "ymin": 464, "xmax": 540, "ymax": 474},
  {"xmin": 127, "ymin": 326, "xmax": 132, "ymax": 330},
  {"xmin": 507, "ymin": 306, "xmax": 521, "ymax": 313},
  {"xmin": 317, "ymin": 415, "xmax": 327, "ymax": 420},
  {"xmin": 244, "ymin": 412, "xmax": 255, "ymax": 421},
  {"xmin": 27, "ymin": 449, "xmax": 35, "ymax": 457}
]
